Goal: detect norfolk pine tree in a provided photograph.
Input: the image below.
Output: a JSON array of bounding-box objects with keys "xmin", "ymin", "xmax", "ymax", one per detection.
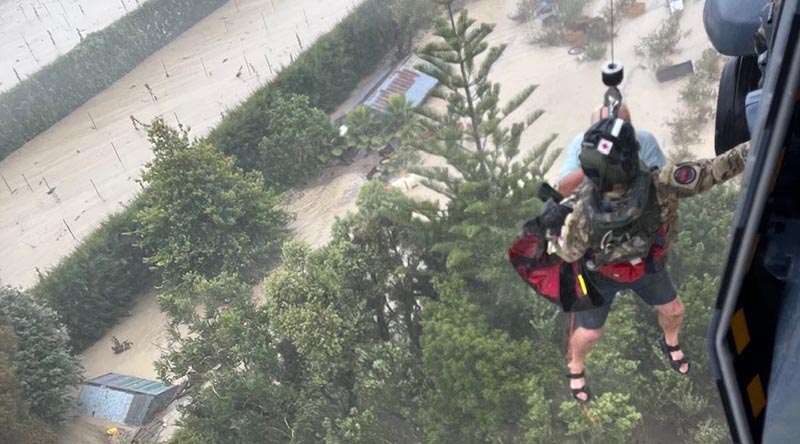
[
  {"xmin": 0, "ymin": 323, "xmax": 58, "ymax": 444},
  {"xmin": 0, "ymin": 287, "xmax": 82, "ymax": 425},
  {"xmin": 395, "ymin": 3, "xmax": 566, "ymax": 441},
  {"xmin": 410, "ymin": 0, "xmax": 557, "ymax": 293}
]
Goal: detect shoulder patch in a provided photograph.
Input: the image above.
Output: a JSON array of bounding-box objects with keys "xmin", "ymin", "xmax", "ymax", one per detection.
[{"xmin": 673, "ymin": 164, "xmax": 697, "ymax": 185}]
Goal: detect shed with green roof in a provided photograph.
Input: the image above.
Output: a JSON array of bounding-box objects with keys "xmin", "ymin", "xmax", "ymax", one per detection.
[{"xmin": 77, "ymin": 373, "xmax": 179, "ymax": 425}]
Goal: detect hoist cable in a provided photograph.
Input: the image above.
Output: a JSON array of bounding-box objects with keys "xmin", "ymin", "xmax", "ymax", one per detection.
[{"xmin": 610, "ymin": 0, "xmax": 615, "ymax": 64}]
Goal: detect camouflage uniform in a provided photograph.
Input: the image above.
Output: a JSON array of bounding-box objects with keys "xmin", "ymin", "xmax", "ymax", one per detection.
[{"xmin": 552, "ymin": 142, "xmax": 750, "ymax": 264}]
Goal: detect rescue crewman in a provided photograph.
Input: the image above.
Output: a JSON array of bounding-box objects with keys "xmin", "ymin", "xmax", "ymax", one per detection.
[{"xmin": 550, "ymin": 116, "xmax": 749, "ymax": 403}]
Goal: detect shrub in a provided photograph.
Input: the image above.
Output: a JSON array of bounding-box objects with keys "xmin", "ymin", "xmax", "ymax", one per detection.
[
  {"xmin": 586, "ymin": 16, "xmax": 611, "ymax": 42},
  {"xmin": 635, "ymin": 13, "xmax": 683, "ymax": 69},
  {"xmin": 253, "ymin": 94, "xmax": 337, "ymax": 190},
  {"xmin": 685, "ymin": 418, "xmax": 729, "ymax": 444},
  {"xmin": 665, "ymin": 108, "xmax": 703, "ymax": 147},
  {"xmin": 0, "ymin": 0, "xmax": 227, "ymax": 160},
  {"xmin": 559, "ymin": 0, "xmax": 592, "ymax": 26},
  {"xmin": 679, "ymin": 74, "xmax": 716, "ymax": 121},
  {"xmin": 585, "ymin": 40, "xmax": 608, "ymax": 60},
  {"xmin": 664, "ymin": 49, "xmax": 720, "ymax": 148},
  {"xmin": 695, "ymin": 48, "xmax": 723, "ymax": 83},
  {"xmin": 168, "ymin": 429, "xmax": 210, "ymax": 444},
  {"xmin": 529, "ymin": 26, "xmax": 563, "ymax": 47},
  {"xmin": 510, "ymin": 0, "xmax": 537, "ymax": 23},
  {"xmin": 600, "ymin": 0, "xmax": 633, "ymax": 28}
]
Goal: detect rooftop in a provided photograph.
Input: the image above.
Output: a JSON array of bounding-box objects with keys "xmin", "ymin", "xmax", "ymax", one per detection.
[
  {"xmin": 363, "ymin": 68, "xmax": 438, "ymax": 113},
  {"xmin": 86, "ymin": 373, "xmax": 175, "ymax": 397}
]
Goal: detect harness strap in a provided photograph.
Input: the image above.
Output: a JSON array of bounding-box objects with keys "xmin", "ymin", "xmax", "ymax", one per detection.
[
  {"xmin": 560, "ymin": 262, "xmax": 578, "ymax": 312},
  {"xmin": 644, "ymin": 248, "xmax": 657, "ymax": 274}
]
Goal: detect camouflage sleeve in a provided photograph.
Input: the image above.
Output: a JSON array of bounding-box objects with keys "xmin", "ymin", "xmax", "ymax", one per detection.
[
  {"xmin": 659, "ymin": 142, "xmax": 750, "ymax": 198},
  {"xmin": 549, "ymin": 201, "xmax": 590, "ymax": 263}
]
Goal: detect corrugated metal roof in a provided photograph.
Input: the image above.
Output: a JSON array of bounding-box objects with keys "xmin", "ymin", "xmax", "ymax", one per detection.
[
  {"xmin": 364, "ymin": 68, "xmax": 437, "ymax": 113},
  {"xmin": 88, "ymin": 373, "xmax": 174, "ymax": 396}
]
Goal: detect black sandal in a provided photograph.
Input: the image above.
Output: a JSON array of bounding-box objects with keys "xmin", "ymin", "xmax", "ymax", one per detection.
[
  {"xmin": 658, "ymin": 336, "xmax": 690, "ymax": 375},
  {"xmin": 566, "ymin": 371, "xmax": 592, "ymax": 403}
]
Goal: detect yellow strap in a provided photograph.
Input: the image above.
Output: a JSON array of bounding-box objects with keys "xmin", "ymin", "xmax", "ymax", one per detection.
[{"xmin": 577, "ymin": 274, "xmax": 588, "ymax": 295}]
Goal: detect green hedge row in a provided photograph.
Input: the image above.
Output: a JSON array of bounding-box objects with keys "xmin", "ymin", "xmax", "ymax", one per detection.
[
  {"xmin": 33, "ymin": 0, "xmax": 399, "ymax": 350},
  {"xmin": 32, "ymin": 202, "xmax": 154, "ymax": 350},
  {"xmin": 0, "ymin": 0, "xmax": 227, "ymax": 160}
]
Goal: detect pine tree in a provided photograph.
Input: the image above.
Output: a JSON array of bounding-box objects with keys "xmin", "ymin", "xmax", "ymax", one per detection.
[
  {"xmin": 410, "ymin": 0, "xmax": 556, "ymax": 283},
  {"xmin": 380, "ymin": 4, "xmax": 566, "ymax": 440},
  {"xmin": 0, "ymin": 287, "xmax": 82, "ymax": 425},
  {"xmin": 388, "ymin": 0, "xmax": 558, "ymax": 339},
  {"xmin": 0, "ymin": 323, "xmax": 58, "ymax": 444}
]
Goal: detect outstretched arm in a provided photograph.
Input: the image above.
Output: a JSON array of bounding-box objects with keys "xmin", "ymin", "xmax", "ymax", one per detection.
[
  {"xmin": 659, "ymin": 142, "xmax": 750, "ymax": 197},
  {"xmin": 558, "ymin": 170, "xmax": 585, "ymax": 196}
]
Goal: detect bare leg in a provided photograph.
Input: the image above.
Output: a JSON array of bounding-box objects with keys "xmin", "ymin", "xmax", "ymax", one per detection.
[
  {"xmin": 655, "ymin": 297, "xmax": 688, "ymax": 374},
  {"xmin": 568, "ymin": 327, "xmax": 604, "ymax": 401}
]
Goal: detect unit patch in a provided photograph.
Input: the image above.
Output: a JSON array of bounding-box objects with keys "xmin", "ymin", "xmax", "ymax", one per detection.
[{"xmin": 673, "ymin": 164, "xmax": 697, "ymax": 185}]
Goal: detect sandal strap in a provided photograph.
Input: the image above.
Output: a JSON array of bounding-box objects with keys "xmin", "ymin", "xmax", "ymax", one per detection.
[
  {"xmin": 566, "ymin": 371, "xmax": 585, "ymax": 379},
  {"xmin": 660, "ymin": 337, "xmax": 691, "ymax": 375},
  {"xmin": 662, "ymin": 337, "xmax": 682, "ymax": 352},
  {"xmin": 571, "ymin": 386, "xmax": 592, "ymax": 403},
  {"xmin": 672, "ymin": 359, "xmax": 690, "ymax": 374}
]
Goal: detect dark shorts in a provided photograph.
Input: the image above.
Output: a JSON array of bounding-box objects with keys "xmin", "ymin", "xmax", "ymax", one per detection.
[{"xmin": 574, "ymin": 267, "xmax": 677, "ymax": 330}]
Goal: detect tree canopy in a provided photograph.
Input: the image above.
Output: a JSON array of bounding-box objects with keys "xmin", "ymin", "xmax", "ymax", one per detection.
[
  {"xmin": 0, "ymin": 323, "xmax": 58, "ymax": 444},
  {"xmin": 256, "ymin": 94, "xmax": 338, "ymax": 189},
  {"xmin": 135, "ymin": 119, "xmax": 291, "ymax": 288},
  {"xmin": 0, "ymin": 287, "xmax": 82, "ymax": 425}
]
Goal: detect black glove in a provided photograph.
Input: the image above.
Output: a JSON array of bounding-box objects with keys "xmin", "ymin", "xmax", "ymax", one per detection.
[
  {"xmin": 539, "ymin": 198, "xmax": 572, "ymax": 236},
  {"xmin": 536, "ymin": 182, "xmax": 563, "ymax": 203}
]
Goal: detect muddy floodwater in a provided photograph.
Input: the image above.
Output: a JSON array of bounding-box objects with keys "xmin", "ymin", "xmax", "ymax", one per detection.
[{"xmin": 0, "ymin": 0, "xmax": 159, "ymax": 93}]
